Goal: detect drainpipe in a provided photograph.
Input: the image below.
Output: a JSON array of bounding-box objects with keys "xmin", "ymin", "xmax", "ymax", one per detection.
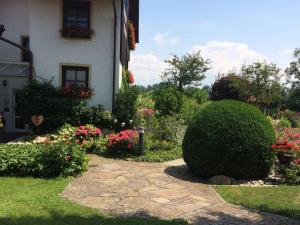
[
  {"xmin": 112, "ymin": 0, "xmax": 117, "ymax": 113},
  {"xmin": 0, "ymin": 25, "xmax": 33, "ymax": 81}
]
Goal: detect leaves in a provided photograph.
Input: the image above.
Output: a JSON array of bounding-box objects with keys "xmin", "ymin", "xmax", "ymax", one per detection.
[{"xmin": 161, "ymin": 51, "xmax": 210, "ymax": 89}]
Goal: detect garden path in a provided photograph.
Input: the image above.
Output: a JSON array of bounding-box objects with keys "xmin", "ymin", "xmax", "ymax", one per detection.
[{"xmin": 62, "ymin": 155, "xmax": 300, "ymax": 225}]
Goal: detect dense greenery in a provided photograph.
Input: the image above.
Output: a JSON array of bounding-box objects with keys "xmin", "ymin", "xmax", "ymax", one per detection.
[
  {"xmin": 113, "ymin": 85, "xmax": 140, "ymax": 129},
  {"xmin": 161, "ymin": 51, "xmax": 210, "ymax": 89},
  {"xmin": 214, "ymin": 185, "xmax": 300, "ymax": 219},
  {"xmin": 0, "ymin": 178, "xmax": 187, "ymax": 225},
  {"xmin": 211, "ymin": 73, "xmax": 249, "ymax": 101},
  {"xmin": 287, "ymin": 88, "xmax": 300, "ymax": 112},
  {"xmin": 183, "ymin": 100, "xmax": 276, "ymax": 179},
  {"xmin": 15, "ymin": 80, "xmax": 112, "ymax": 133},
  {"xmin": 0, "ymin": 143, "xmax": 89, "ymax": 178},
  {"xmin": 16, "ymin": 80, "xmax": 78, "ymax": 132},
  {"xmin": 152, "ymin": 83, "xmax": 184, "ymax": 116}
]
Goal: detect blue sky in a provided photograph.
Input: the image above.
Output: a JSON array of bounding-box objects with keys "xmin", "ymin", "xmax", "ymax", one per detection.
[{"xmin": 129, "ymin": 0, "xmax": 300, "ymax": 86}]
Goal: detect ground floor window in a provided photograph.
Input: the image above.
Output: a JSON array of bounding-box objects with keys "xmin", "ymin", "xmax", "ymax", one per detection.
[{"xmin": 61, "ymin": 65, "xmax": 89, "ymax": 88}]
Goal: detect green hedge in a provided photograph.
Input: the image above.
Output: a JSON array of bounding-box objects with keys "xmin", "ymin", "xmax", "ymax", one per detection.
[
  {"xmin": 183, "ymin": 100, "xmax": 276, "ymax": 179},
  {"xmin": 0, "ymin": 143, "xmax": 89, "ymax": 178}
]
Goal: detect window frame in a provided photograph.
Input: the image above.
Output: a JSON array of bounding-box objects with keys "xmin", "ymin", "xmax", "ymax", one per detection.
[
  {"xmin": 61, "ymin": 65, "xmax": 90, "ymax": 88},
  {"xmin": 62, "ymin": 0, "xmax": 92, "ymax": 38}
]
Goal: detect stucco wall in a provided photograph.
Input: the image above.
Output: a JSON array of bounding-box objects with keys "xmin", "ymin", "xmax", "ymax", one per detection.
[
  {"xmin": 29, "ymin": 0, "xmax": 122, "ymax": 110},
  {"xmin": 0, "ymin": 0, "xmax": 29, "ymax": 62}
]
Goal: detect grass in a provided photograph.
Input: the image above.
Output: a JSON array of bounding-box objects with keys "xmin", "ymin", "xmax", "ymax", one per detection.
[
  {"xmin": 0, "ymin": 177, "xmax": 187, "ymax": 225},
  {"xmin": 214, "ymin": 185, "xmax": 300, "ymax": 219},
  {"xmin": 131, "ymin": 148, "xmax": 182, "ymax": 162}
]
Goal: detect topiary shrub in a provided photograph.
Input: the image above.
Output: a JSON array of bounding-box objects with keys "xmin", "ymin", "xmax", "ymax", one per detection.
[{"xmin": 183, "ymin": 100, "xmax": 276, "ymax": 179}]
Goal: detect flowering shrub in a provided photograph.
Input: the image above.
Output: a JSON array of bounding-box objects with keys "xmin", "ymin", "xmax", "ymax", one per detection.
[
  {"xmin": 107, "ymin": 130, "xmax": 138, "ymax": 154},
  {"xmin": 272, "ymin": 128, "xmax": 300, "ymax": 156},
  {"xmin": 75, "ymin": 125, "xmax": 102, "ymax": 144}
]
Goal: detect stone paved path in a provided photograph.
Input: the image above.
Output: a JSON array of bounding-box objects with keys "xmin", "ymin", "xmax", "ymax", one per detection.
[{"xmin": 62, "ymin": 156, "xmax": 300, "ymax": 225}]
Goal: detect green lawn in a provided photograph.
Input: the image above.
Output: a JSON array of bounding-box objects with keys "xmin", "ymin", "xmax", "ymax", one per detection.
[
  {"xmin": 0, "ymin": 178, "xmax": 187, "ymax": 225},
  {"xmin": 214, "ymin": 185, "xmax": 300, "ymax": 219}
]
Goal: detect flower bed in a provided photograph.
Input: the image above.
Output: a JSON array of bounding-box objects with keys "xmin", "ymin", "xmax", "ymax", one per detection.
[{"xmin": 107, "ymin": 130, "xmax": 138, "ymax": 154}]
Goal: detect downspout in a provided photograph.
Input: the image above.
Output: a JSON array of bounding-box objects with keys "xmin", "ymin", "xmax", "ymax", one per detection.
[
  {"xmin": 112, "ymin": 0, "xmax": 117, "ymax": 113},
  {"xmin": 0, "ymin": 25, "xmax": 33, "ymax": 81}
]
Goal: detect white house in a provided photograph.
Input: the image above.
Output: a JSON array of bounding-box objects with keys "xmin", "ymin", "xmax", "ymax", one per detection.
[{"xmin": 0, "ymin": 0, "xmax": 140, "ymax": 132}]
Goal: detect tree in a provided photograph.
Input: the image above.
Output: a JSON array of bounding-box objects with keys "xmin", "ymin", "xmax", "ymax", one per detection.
[
  {"xmin": 211, "ymin": 72, "xmax": 250, "ymax": 101},
  {"xmin": 241, "ymin": 62, "xmax": 283, "ymax": 105},
  {"xmin": 161, "ymin": 51, "xmax": 210, "ymax": 90},
  {"xmin": 286, "ymin": 48, "xmax": 300, "ymax": 88}
]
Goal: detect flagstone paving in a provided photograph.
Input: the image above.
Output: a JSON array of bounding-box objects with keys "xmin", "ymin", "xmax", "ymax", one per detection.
[{"xmin": 62, "ymin": 155, "xmax": 300, "ymax": 225}]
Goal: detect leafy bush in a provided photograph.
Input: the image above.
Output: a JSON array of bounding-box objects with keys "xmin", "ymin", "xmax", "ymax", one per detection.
[
  {"xmin": 184, "ymin": 87, "xmax": 208, "ymax": 104},
  {"xmin": 277, "ymin": 117, "xmax": 292, "ymax": 129},
  {"xmin": 16, "ymin": 80, "xmax": 78, "ymax": 133},
  {"xmin": 183, "ymin": 100, "xmax": 276, "ymax": 179},
  {"xmin": 69, "ymin": 103, "xmax": 112, "ymax": 129},
  {"xmin": 113, "ymin": 86, "xmax": 140, "ymax": 129},
  {"xmin": 0, "ymin": 143, "xmax": 89, "ymax": 178},
  {"xmin": 16, "ymin": 81, "xmax": 112, "ymax": 132},
  {"xmin": 181, "ymin": 96, "xmax": 201, "ymax": 124},
  {"xmin": 279, "ymin": 165, "xmax": 300, "ymax": 185},
  {"xmin": 152, "ymin": 114, "xmax": 186, "ymax": 143},
  {"xmin": 280, "ymin": 110, "xmax": 300, "ymax": 128},
  {"xmin": 152, "ymin": 83, "xmax": 183, "ymax": 116},
  {"xmin": 287, "ymin": 88, "xmax": 300, "ymax": 112}
]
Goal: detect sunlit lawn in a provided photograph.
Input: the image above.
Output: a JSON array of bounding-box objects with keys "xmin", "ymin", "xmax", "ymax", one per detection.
[
  {"xmin": 0, "ymin": 177, "xmax": 187, "ymax": 225},
  {"xmin": 214, "ymin": 185, "xmax": 300, "ymax": 220}
]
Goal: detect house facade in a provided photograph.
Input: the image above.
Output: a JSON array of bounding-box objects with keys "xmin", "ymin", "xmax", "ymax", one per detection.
[{"xmin": 0, "ymin": 0, "xmax": 139, "ymax": 132}]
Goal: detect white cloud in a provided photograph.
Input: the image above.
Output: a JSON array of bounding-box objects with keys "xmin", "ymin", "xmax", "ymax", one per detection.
[
  {"xmin": 129, "ymin": 41, "xmax": 270, "ymax": 86},
  {"xmin": 192, "ymin": 41, "xmax": 269, "ymax": 85},
  {"xmin": 129, "ymin": 53, "xmax": 167, "ymax": 86},
  {"xmin": 153, "ymin": 32, "xmax": 180, "ymax": 46}
]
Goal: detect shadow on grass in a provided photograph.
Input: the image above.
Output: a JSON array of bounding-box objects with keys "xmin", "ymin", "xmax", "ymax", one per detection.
[{"xmin": 0, "ymin": 210, "xmax": 188, "ymax": 225}]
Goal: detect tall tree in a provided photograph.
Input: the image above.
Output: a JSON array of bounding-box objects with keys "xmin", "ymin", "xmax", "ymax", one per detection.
[
  {"xmin": 286, "ymin": 48, "xmax": 300, "ymax": 88},
  {"xmin": 161, "ymin": 51, "xmax": 210, "ymax": 90},
  {"xmin": 241, "ymin": 62, "xmax": 282, "ymax": 105}
]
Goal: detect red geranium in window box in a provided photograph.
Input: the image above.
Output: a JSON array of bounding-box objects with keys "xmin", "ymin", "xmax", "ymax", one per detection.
[{"xmin": 61, "ymin": 26, "xmax": 95, "ymax": 39}]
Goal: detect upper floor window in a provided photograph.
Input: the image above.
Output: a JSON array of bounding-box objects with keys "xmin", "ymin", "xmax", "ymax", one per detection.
[{"xmin": 61, "ymin": 0, "xmax": 93, "ymax": 39}]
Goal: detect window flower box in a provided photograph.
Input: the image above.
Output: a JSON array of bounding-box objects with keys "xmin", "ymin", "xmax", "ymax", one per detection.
[
  {"xmin": 60, "ymin": 27, "xmax": 95, "ymax": 39},
  {"xmin": 60, "ymin": 83, "xmax": 94, "ymax": 99}
]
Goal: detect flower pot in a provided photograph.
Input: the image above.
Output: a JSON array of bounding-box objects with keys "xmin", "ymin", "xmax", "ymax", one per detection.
[{"xmin": 277, "ymin": 152, "xmax": 295, "ymax": 165}]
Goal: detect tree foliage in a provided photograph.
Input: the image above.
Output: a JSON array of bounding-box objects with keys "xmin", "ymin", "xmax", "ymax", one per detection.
[
  {"xmin": 241, "ymin": 62, "xmax": 282, "ymax": 104},
  {"xmin": 286, "ymin": 48, "xmax": 300, "ymax": 88},
  {"xmin": 161, "ymin": 51, "xmax": 210, "ymax": 89}
]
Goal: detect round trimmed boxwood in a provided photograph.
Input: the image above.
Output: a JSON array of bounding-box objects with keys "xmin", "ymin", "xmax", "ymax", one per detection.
[{"xmin": 182, "ymin": 100, "xmax": 276, "ymax": 179}]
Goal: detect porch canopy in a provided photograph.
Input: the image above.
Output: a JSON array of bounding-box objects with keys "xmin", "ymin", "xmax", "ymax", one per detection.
[{"xmin": 0, "ymin": 62, "xmax": 29, "ymax": 77}]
